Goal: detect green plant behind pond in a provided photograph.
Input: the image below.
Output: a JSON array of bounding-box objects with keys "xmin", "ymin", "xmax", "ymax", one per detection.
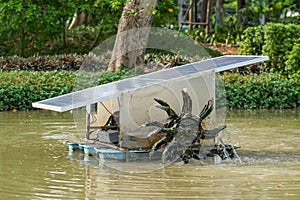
[
  {"xmin": 0, "ymin": 71, "xmax": 75, "ymax": 111},
  {"xmin": 0, "ymin": 68, "xmax": 139, "ymax": 111},
  {"xmin": 98, "ymin": 67, "xmax": 138, "ymax": 85},
  {"xmin": 223, "ymin": 73, "xmax": 300, "ymax": 109},
  {"xmin": 1, "ymin": 69, "xmax": 299, "ymax": 111},
  {"xmin": 239, "ymin": 23, "xmax": 300, "ymax": 77}
]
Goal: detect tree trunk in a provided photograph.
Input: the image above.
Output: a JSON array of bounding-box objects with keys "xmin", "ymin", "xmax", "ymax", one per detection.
[
  {"xmin": 200, "ymin": 0, "xmax": 208, "ymax": 28},
  {"xmin": 237, "ymin": 0, "xmax": 246, "ymax": 16},
  {"xmin": 216, "ymin": 0, "xmax": 225, "ymax": 26},
  {"xmin": 178, "ymin": 0, "xmax": 184, "ymax": 27},
  {"xmin": 107, "ymin": 0, "xmax": 157, "ymax": 72},
  {"xmin": 188, "ymin": 0, "xmax": 194, "ymax": 30},
  {"xmin": 205, "ymin": 0, "xmax": 212, "ymax": 34},
  {"xmin": 68, "ymin": 11, "xmax": 91, "ymax": 29},
  {"xmin": 62, "ymin": 25, "xmax": 66, "ymax": 50}
]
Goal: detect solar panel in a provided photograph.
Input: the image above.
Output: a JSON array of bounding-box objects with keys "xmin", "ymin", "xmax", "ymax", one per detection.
[{"xmin": 32, "ymin": 55, "xmax": 268, "ymax": 112}]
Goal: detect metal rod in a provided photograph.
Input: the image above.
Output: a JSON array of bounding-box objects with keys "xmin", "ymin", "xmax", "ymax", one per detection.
[{"xmin": 86, "ymin": 105, "xmax": 91, "ymax": 139}]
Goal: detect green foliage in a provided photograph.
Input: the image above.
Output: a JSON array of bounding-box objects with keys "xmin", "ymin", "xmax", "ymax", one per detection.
[
  {"xmin": 0, "ymin": 0, "xmax": 76, "ymax": 57},
  {"xmin": 196, "ymin": 0, "xmax": 300, "ymax": 45},
  {"xmin": 52, "ymin": 26, "xmax": 113, "ymax": 55},
  {"xmin": 0, "ymin": 0, "xmax": 179, "ymax": 57},
  {"xmin": 185, "ymin": 15, "xmax": 243, "ymax": 45},
  {"xmin": 262, "ymin": 23, "xmax": 300, "ymax": 74},
  {"xmin": 267, "ymin": 0, "xmax": 300, "ymax": 22},
  {"xmin": 186, "ymin": 29, "xmax": 206, "ymax": 43},
  {"xmin": 0, "ymin": 71, "xmax": 75, "ymax": 111},
  {"xmin": 1, "ymin": 69, "xmax": 299, "ymax": 111},
  {"xmin": 0, "ymin": 54, "xmax": 85, "ymax": 71},
  {"xmin": 223, "ymin": 73, "xmax": 300, "ymax": 109},
  {"xmin": 238, "ymin": 26, "xmax": 264, "ymax": 55},
  {"xmin": 202, "ymin": 47, "xmax": 223, "ymax": 58},
  {"xmin": 145, "ymin": 51, "xmax": 189, "ymax": 67},
  {"xmin": 234, "ymin": 0, "xmax": 299, "ymax": 26},
  {"xmin": 145, "ymin": 46, "xmax": 221, "ymax": 69},
  {"xmin": 152, "ymin": 0, "xmax": 178, "ymax": 28},
  {"xmin": 0, "ymin": 0, "xmax": 123, "ymax": 57},
  {"xmin": 239, "ymin": 23, "xmax": 300, "ymax": 75},
  {"xmin": 98, "ymin": 67, "xmax": 138, "ymax": 85},
  {"xmin": 212, "ymin": 15, "xmax": 244, "ymax": 45},
  {"xmin": 285, "ymin": 43, "xmax": 300, "ymax": 79},
  {"xmin": 0, "ymin": 68, "xmax": 139, "ymax": 111}
]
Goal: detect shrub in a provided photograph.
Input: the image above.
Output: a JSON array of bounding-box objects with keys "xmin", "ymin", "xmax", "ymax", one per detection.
[
  {"xmin": 239, "ymin": 23, "xmax": 300, "ymax": 76},
  {"xmin": 1, "ymin": 70, "xmax": 299, "ymax": 111},
  {"xmin": 223, "ymin": 73, "xmax": 300, "ymax": 109},
  {"xmin": 262, "ymin": 23, "xmax": 300, "ymax": 74},
  {"xmin": 239, "ymin": 26, "xmax": 264, "ymax": 55},
  {"xmin": 0, "ymin": 68, "xmax": 137, "ymax": 111},
  {"xmin": 0, "ymin": 71, "xmax": 75, "ymax": 111},
  {"xmin": 285, "ymin": 43, "xmax": 300, "ymax": 79},
  {"xmin": 98, "ymin": 67, "xmax": 138, "ymax": 85}
]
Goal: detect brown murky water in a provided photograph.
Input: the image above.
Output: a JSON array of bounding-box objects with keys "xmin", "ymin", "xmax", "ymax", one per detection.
[{"xmin": 0, "ymin": 109, "xmax": 299, "ymax": 199}]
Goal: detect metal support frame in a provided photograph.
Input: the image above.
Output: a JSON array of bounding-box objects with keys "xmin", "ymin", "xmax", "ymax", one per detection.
[{"xmin": 179, "ymin": 0, "xmax": 212, "ymax": 32}]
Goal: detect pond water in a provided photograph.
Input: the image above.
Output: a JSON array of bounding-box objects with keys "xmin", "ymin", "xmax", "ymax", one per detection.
[{"xmin": 0, "ymin": 110, "xmax": 299, "ymax": 199}]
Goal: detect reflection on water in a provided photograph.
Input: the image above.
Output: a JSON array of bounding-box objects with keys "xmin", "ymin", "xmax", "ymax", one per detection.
[{"xmin": 0, "ymin": 109, "xmax": 299, "ymax": 199}]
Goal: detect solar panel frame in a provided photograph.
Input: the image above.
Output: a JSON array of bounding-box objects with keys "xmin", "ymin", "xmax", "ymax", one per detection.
[{"xmin": 32, "ymin": 55, "xmax": 268, "ymax": 112}]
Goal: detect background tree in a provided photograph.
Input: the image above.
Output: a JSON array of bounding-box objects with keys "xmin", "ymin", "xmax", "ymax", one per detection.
[
  {"xmin": 0, "ymin": 0, "xmax": 176, "ymax": 57},
  {"xmin": 0, "ymin": 0, "xmax": 75, "ymax": 56},
  {"xmin": 237, "ymin": 0, "xmax": 246, "ymax": 13},
  {"xmin": 216, "ymin": 0, "xmax": 225, "ymax": 26},
  {"xmin": 107, "ymin": 0, "xmax": 158, "ymax": 72}
]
